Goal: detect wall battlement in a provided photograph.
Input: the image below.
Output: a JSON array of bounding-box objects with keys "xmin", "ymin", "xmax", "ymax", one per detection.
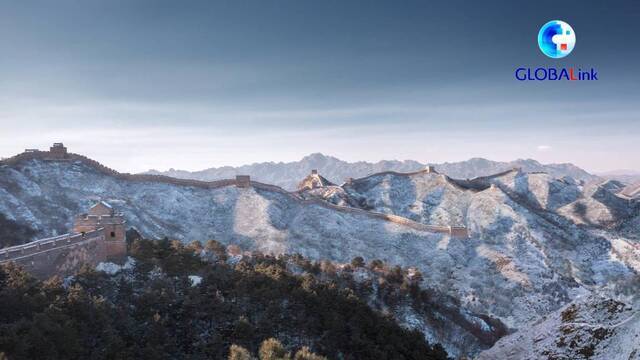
[
  {"xmin": 0, "ymin": 230, "xmax": 106, "ymax": 279},
  {"xmin": 0, "ymin": 201, "xmax": 128, "ymax": 278}
]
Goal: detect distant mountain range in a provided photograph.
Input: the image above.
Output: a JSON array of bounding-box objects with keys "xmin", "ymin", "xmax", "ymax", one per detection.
[
  {"xmin": 596, "ymin": 169, "xmax": 640, "ymax": 185},
  {"xmin": 145, "ymin": 153, "xmax": 601, "ymax": 191}
]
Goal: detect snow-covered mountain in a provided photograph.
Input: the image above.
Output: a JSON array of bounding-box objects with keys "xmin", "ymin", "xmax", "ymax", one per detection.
[
  {"xmin": 296, "ymin": 167, "xmax": 640, "ymax": 352},
  {"xmin": 1, "ymin": 149, "xmax": 638, "ymax": 358},
  {"xmin": 477, "ymin": 295, "xmax": 640, "ymax": 360},
  {"xmin": 145, "ymin": 153, "xmax": 600, "ymax": 191},
  {"xmin": 0, "ymin": 154, "xmax": 498, "ymax": 357},
  {"xmin": 622, "ymin": 182, "xmax": 640, "ymax": 199},
  {"xmin": 435, "ymin": 158, "xmax": 599, "ymax": 184},
  {"xmin": 299, "ymin": 168, "xmax": 637, "ymax": 231}
]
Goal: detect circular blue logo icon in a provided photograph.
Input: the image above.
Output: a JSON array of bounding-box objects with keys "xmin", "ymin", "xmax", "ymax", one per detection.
[{"xmin": 538, "ymin": 20, "xmax": 575, "ymax": 58}]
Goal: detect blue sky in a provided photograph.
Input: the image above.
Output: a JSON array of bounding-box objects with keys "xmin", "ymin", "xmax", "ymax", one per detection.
[{"xmin": 0, "ymin": 0, "xmax": 638, "ymax": 172}]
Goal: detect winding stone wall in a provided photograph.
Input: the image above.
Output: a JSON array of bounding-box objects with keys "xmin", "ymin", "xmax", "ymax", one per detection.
[
  {"xmin": 251, "ymin": 182, "xmax": 469, "ymax": 238},
  {"xmin": 621, "ymin": 183, "xmax": 640, "ymax": 199},
  {"xmin": 0, "ymin": 230, "xmax": 106, "ymax": 279},
  {"xmin": 2, "ymin": 150, "xmax": 470, "ymax": 239}
]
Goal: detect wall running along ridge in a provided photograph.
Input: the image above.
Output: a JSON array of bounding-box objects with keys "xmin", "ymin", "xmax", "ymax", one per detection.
[{"xmin": 0, "ymin": 149, "xmax": 470, "ymax": 238}]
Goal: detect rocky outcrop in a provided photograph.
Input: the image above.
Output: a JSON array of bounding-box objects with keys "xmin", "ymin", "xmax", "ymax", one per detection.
[{"xmin": 478, "ymin": 295, "xmax": 640, "ymax": 360}]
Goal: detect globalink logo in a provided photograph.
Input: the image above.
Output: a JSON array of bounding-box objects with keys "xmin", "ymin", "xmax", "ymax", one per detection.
[
  {"xmin": 538, "ymin": 20, "xmax": 575, "ymax": 58},
  {"xmin": 515, "ymin": 20, "xmax": 598, "ymax": 81}
]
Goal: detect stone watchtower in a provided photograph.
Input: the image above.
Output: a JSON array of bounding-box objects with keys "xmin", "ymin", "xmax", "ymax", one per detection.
[
  {"xmin": 73, "ymin": 201, "xmax": 126, "ymax": 263},
  {"xmin": 236, "ymin": 175, "xmax": 251, "ymax": 188},
  {"xmin": 49, "ymin": 143, "xmax": 68, "ymax": 159}
]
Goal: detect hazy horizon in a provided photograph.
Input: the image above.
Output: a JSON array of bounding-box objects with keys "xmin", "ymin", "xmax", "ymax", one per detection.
[
  {"xmin": 1, "ymin": 1, "xmax": 638, "ymax": 173},
  {"xmin": 3, "ymin": 144, "xmax": 639, "ymax": 176}
]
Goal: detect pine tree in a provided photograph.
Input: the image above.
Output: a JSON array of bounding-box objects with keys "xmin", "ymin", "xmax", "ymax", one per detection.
[
  {"xmin": 259, "ymin": 338, "xmax": 290, "ymax": 360},
  {"xmin": 293, "ymin": 347, "xmax": 327, "ymax": 360},
  {"xmin": 205, "ymin": 239, "xmax": 228, "ymax": 261},
  {"xmin": 350, "ymin": 256, "xmax": 365, "ymax": 268},
  {"xmin": 228, "ymin": 344, "xmax": 253, "ymax": 360}
]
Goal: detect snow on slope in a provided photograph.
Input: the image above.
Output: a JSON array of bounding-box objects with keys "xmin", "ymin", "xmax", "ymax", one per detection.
[
  {"xmin": 0, "ymin": 158, "xmax": 495, "ymax": 357},
  {"xmin": 318, "ymin": 167, "xmax": 636, "ymax": 232},
  {"xmin": 481, "ymin": 171, "xmax": 634, "ymax": 229},
  {"xmin": 486, "ymin": 170, "xmax": 582, "ymax": 211},
  {"xmin": 556, "ymin": 180, "xmax": 636, "ymax": 228},
  {"xmin": 342, "ymin": 170, "xmax": 474, "ymax": 227},
  {"xmin": 1, "ymin": 159, "xmax": 451, "ymax": 255},
  {"xmin": 300, "ymin": 169, "xmax": 640, "ymax": 324},
  {"xmin": 1, "ymin": 157, "xmax": 638, "ymax": 358},
  {"xmin": 309, "ymin": 168, "xmax": 632, "ymax": 231},
  {"xmin": 477, "ymin": 295, "xmax": 640, "ymax": 360},
  {"xmin": 619, "ymin": 213, "xmax": 640, "ymax": 241}
]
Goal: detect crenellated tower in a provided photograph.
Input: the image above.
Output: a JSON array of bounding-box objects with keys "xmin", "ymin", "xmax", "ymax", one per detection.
[{"xmin": 74, "ymin": 201, "xmax": 126, "ymax": 263}]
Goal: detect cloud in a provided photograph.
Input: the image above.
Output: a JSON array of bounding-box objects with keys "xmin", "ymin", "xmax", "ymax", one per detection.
[{"xmin": 537, "ymin": 145, "xmax": 552, "ymax": 152}]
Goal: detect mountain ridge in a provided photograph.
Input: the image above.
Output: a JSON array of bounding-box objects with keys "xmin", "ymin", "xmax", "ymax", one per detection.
[
  {"xmin": 1, "ymin": 146, "xmax": 638, "ymax": 358},
  {"xmin": 144, "ymin": 153, "xmax": 601, "ymax": 190}
]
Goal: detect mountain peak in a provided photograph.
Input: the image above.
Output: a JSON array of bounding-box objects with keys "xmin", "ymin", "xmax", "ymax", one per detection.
[{"xmin": 300, "ymin": 153, "xmax": 339, "ymax": 163}]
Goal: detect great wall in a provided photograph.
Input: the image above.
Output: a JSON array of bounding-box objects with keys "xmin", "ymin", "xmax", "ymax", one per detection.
[
  {"xmin": 4, "ymin": 144, "xmax": 638, "ymax": 279},
  {"xmin": 0, "ymin": 230, "xmax": 107, "ymax": 279},
  {"xmin": 1, "ymin": 144, "xmax": 470, "ymax": 237},
  {"xmin": 2, "ymin": 144, "xmax": 239, "ymax": 189},
  {"xmin": 621, "ymin": 182, "xmax": 640, "ymax": 199},
  {"xmin": 0, "ymin": 143, "xmax": 475, "ymax": 278},
  {"xmin": 341, "ymin": 164, "xmax": 524, "ymax": 193},
  {"xmin": 0, "ymin": 200, "xmax": 126, "ymax": 279}
]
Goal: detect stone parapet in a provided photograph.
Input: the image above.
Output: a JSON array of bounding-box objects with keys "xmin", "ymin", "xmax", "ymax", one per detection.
[{"xmin": 0, "ymin": 230, "xmax": 107, "ymax": 279}]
